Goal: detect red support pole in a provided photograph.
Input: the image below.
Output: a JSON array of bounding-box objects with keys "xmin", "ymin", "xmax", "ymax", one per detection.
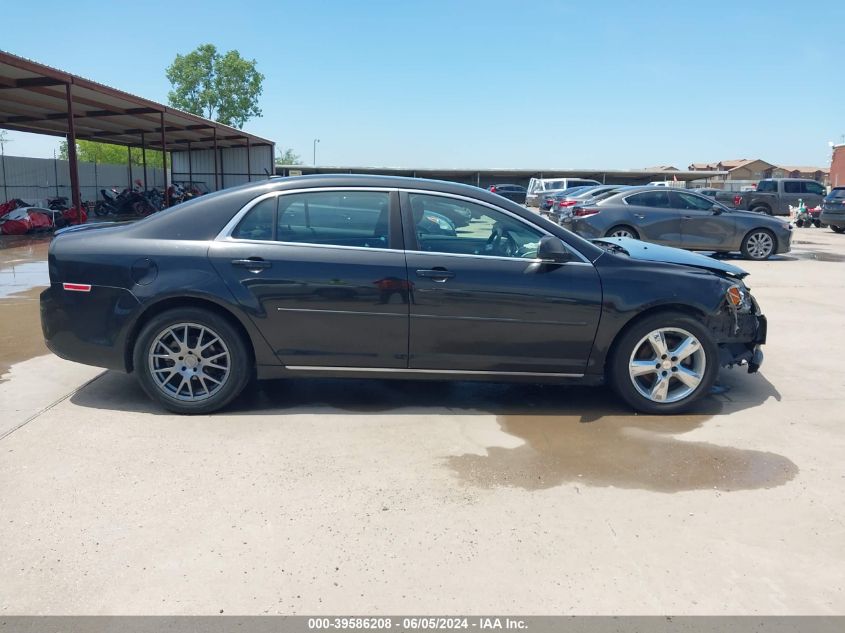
[
  {"xmin": 246, "ymin": 136, "xmax": 251, "ymax": 183},
  {"xmin": 160, "ymin": 112, "xmax": 169, "ymax": 206},
  {"xmin": 213, "ymin": 127, "xmax": 219, "ymax": 191},
  {"xmin": 64, "ymin": 83, "xmax": 82, "ymax": 213},
  {"xmin": 141, "ymin": 132, "xmax": 148, "ymax": 190}
]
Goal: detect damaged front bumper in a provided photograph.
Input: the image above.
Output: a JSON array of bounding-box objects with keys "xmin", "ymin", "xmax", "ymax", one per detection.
[{"xmin": 709, "ymin": 303, "xmax": 767, "ymax": 374}]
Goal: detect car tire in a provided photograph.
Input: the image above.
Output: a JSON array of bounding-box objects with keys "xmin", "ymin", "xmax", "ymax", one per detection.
[
  {"xmin": 741, "ymin": 229, "xmax": 776, "ymax": 260},
  {"xmin": 609, "ymin": 311, "xmax": 719, "ymax": 415},
  {"xmin": 751, "ymin": 206, "xmax": 771, "ymax": 215},
  {"xmin": 831, "ymin": 226, "xmax": 845, "ymax": 234},
  {"xmin": 606, "ymin": 225, "xmax": 639, "ymax": 239},
  {"xmin": 133, "ymin": 308, "xmax": 252, "ymax": 414}
]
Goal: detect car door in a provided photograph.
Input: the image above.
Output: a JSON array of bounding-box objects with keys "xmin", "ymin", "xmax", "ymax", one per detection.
[
  {"xmin": 401, "ymin": 191, "xmax": 602, "ymax": 375},
  {"xmin": 673, "ymin": 191, "xmax": 737, "ymax": 250},
  {"xmin": 802, "ymin": 181, "xmax": 826, "ymax": 208},
  {"xmin": 208, "ymin": 189, "xmax": 410, "ymax": 368},
  {"xmin": 781, "ymin": 181, "xmax": 804, "ymax": 214},
  {"xmin": 621, "ymin": 191, "xmax": 683, "ymax": 245}
]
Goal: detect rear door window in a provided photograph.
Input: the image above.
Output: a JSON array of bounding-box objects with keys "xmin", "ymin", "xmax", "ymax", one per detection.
[
  {"xmin": 783, "ymin": 181, "xmax": 802, "ymax": 194},
  {"xmin": 804, "ymin": 182, "xmax": 825, "ymax": 195},
  {"xmin": 625, "ymin": 191, "xmax": 672, "ymax": 208},
  {"xmin": 672, "ymin": 191, "xmax": 715, "ymax": 210},
  {"xmin": 232, "ymin": 191, "xmax": 392, "ymax": 249},
  {"xmin": 276, "ymin": 191, "xmax": 391, "ymax": 248},
  {"xmin": 756, "ymin": 180, "xmax": 777, "ymax": 193}
]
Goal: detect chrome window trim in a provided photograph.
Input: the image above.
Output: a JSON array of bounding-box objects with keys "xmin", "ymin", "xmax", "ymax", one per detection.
[
  {"xmin": 400, "ymin": 188, "xmax": 592, "ymax": 264},
  {"xmin": 285, "ymin": 365, "xmax": 584, "ymax": 378},
  {"xmin": 215, "ymin": 187, "xmax": 399, "ymax": 242},
  {"xmin": 214, "ymin": 185, "xmax": 593, "ymax": 265}
]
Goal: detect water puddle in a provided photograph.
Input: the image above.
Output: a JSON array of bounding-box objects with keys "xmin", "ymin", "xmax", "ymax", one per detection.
[
  {"xmin": 0, "ymin": 286, "xmax": 49, "ymax": 381},
  {"xmin": 790, "ymin": 251, "xmax": 845, "ymax": 262},
  {"xmin": 447, "ymin": 411, "xmax": 797, "ymax": 493}
]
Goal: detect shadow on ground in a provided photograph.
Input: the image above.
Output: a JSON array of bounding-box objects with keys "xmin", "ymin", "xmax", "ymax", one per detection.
[{"xmin": 70, "ymin": 368, "xmax": 796, "ymax": 493}]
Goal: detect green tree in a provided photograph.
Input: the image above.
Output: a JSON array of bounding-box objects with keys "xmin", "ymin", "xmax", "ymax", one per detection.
[
  {"xmin": 59, "ymin": 140, "xmax": 165, "ymax": 168},
  {"xmin": 275, "ymin": 148, "xmax": 302, "ymax": 166},
  {"xmin": 166, "ymin": 44, "xmax": 264, "ymax": 128}
]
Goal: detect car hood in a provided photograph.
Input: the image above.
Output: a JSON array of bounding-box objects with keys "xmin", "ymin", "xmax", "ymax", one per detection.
[{"xmin": 593, "ymin": 237, "xmax": 749, "ymax": 279}]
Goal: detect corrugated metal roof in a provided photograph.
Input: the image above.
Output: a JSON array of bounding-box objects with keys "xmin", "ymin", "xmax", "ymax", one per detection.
[{"xmin": 0, "ymin": 51, "xmax": 273, "ymax": 151}]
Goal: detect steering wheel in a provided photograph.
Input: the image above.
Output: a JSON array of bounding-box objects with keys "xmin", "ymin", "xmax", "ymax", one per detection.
[{"xmin": 485, "ymin": 224, "xmax": 518, "ymax": 257}]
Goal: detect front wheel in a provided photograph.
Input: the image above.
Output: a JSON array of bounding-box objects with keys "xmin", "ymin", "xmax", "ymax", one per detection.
[
  {"xmin": 609, "ymin": 312, "xmax": 718, "ymax": 414},
  {"xmin": 741, "ymin": 229, "xmax": 776, "ymax": 260},
  {"xmin": 606, "ymin": 225, "xmax": 639, "ymax": 239},
  {"xmin": 133, "ymin": 308, "xmax": 252, "ymax": 414}
]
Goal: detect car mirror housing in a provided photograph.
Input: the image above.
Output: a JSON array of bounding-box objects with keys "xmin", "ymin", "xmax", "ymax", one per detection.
[
  {"xmin": 712, "ymin": 205, "xmax": 723, "ymax": 214},
  {"xmin": 537, "ymin": 236, "xmax": 571, "ymax": 263}
]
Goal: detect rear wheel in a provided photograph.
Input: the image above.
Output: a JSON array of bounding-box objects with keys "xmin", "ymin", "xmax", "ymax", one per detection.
[
  {"xmin": 606, "ymin": 225, "xmax": 639, "ymax": 239},
  {"xmin": 831, "ymin": 226, "xmax": 845, "ymax": 234},
  {"xmin": 750, "ymin": 205, "xmax": 771, "ymax": 215},
  {"xmin": 741, "ymin": 229, "xmax": 776, "ymax": 260},
  {"xmin": 609, "ymin": 312, "xmax": 718, "ymax": 414},
  {"xmin": 133, "ymin": 308, "xmax": 252, "ymax": 414}
]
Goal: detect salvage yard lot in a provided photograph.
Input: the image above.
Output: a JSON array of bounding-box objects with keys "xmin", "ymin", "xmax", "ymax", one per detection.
[{"xmin": 0, "ymin": 229, "xmax": 844, "ymax": 614}]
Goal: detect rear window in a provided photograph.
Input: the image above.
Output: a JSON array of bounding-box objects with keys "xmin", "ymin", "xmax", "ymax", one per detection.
[
  {"xmin": 828, "ymin": 188, "xmax": 845, "ymax": 199},
  {"xmin": 625, "ymin": 191, "xmax": 672, "ymax": 208},
  {"xmin": 568, "ymin": 180, "xmax": 598, "ymax": 188}
]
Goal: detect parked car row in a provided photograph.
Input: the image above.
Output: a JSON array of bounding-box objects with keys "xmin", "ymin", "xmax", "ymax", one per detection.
[{"xmin": 558, "ymin": 185, "xmax": 793, "ymax": 260}]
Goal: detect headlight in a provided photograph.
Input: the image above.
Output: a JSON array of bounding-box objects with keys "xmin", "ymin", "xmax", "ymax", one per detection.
[{"xmin": 725, "ymin": 283, "xmax": 751, "ymax": 311}]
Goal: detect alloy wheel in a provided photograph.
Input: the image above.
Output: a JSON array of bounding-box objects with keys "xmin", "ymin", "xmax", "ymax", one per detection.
[
  {"xmin": 609, "ymin": 228, "xmax": 636, "ymax": 238},
  {"xmin": 147, "ymin": 322, "xmax": 231, "ymax": 402},
  {"xmin": 745, "ymin": 232, "xmax": 774, "ymax": 259},
  {"xmin": 628, "ymin": 327, "xmax": 706, "ymax": 404}
]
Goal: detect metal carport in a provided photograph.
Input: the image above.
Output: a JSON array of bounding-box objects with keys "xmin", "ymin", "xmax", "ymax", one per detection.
[{"xmin": 0, "ymin": 51, "xmax": 274, "ymax": 210}]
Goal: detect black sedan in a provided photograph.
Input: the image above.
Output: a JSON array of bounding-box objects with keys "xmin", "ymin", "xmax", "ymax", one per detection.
[
  {"xmin": 41, "ymin": 175, "xmax": 767, "ymax": 415},
  {"xmin": 487, "ymin": 184, "xmax": 527, "ymax": 204},
  {"xmin": 564, "ymin": 186, "xmax": 793, "ymax": 260}
]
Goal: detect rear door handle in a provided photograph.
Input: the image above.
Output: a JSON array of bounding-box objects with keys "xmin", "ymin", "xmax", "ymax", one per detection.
[
  {"xmin": 232, "ymin": 258, "xmax": 271, "ymax": 270},
  {"xmin": 416, "ymin": 268, "xmax": 455, "ymax": 281}
]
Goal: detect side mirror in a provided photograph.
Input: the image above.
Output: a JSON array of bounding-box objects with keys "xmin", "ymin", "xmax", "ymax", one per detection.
[
  {"xmin": 711, "ymin": 205, "xmax": 723, "ymax": 214},
  {"xmin": 537, "ymin": 235, "xmax": 571, "ymax": 263}
]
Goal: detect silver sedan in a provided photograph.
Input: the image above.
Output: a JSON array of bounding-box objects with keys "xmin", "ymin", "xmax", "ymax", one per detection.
[{"xmin": 564, "ymin": 186, "xmax": 793, "ymax": 260}]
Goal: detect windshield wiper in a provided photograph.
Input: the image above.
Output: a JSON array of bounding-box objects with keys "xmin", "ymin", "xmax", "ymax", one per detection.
[{"xmin": 595, "ymin": 240, "xmax": 630, "ymax": 256}]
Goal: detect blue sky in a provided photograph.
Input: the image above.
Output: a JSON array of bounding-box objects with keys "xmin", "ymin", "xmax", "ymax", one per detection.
[{"xmin": 2, "ymin": 0, "xmax": 843, "ymax": 169}]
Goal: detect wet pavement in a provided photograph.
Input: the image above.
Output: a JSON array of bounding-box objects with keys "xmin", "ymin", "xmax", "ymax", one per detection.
[{"xmin": 0, "ymin": 236, "xmax": 51, "ymax": 379}]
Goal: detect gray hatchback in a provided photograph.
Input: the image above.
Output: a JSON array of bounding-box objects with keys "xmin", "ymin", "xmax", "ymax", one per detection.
[{"xmin": 565, "ymin": 186, "xmax": 792, "ymax": 260}]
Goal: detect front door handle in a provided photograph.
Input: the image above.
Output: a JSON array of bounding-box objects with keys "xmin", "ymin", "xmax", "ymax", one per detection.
[
  {"xmin": 232, "ymin": 258, "xmax": 271, "ymax": 271},
  {"xmin": 416, "ymin": 268, "xmax": 455, "ymax": 281}
]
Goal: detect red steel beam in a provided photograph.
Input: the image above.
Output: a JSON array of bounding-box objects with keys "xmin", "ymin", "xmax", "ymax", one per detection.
[{"xmin": 65, "ymin": 83, "xmax": 81, "ymax": 211}]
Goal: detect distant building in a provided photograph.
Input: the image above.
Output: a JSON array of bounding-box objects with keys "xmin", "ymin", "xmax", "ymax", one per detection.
[
  {"xmin": 643, "ymin": 165, "xmax": 679, "ymax": 172},
  {"xmin": 688, "ymin": 158, "xmax": 829, "ymax": 185},
  {"xmin": 770, "ymin": 166, "xmax": 830, "ymax": 184},
  {"xmin": 830, "ymin": 145, "xmax": 845, "ymax": 188},
  {"xmin": 687, "ymin": 159, "xmax": 776, "ymax": 181}
]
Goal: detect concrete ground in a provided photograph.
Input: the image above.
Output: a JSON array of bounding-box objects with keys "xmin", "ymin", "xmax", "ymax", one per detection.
[{"xmin": 0, "ymin": 228, "xmax": 843, "ymax": 615}]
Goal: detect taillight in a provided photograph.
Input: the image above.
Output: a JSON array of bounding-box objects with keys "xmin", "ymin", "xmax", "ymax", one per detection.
[
  {"xmin": 489, "ymin": 186, "xmax": 497, "ymax": 192},
  {"xmin": 733, "ymin": 195, "xmax": 741, "ymax": 206},
  {"xmin": 573, "ymin": 207, "xmax": 600, "ymax": 217}
]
